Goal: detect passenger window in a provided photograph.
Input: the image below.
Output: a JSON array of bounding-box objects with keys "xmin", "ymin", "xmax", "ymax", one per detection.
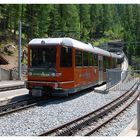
[
  {"xmin": 103, "ymin": 56, "xmax": 109, "ymax": 72},
  {"xmin": 60, "ymin": 46, "xmax": 72, "ymax": 67},
  {"xmin": 89, "ymin": 53, "xmax": 93, "ymax": 66},
  {"xmin": 106, "ymin": 57, "xmax": 110, "ymax": 69},
  {"xmin": 76, "ymin": 50, "xmax": 82, "ymax": 67},
  {"xmin": 83, "ymin": 52, "xmax": 88, "ymax": 66},
  {"xmin": 93, "ymin": 54, "xmax": 98, "ymax": 66},
  {"xmin": 30, "ymin": 49, "xmax": 32, "ymax": 66},
  {"xmin": 112, "ymin": 58, "xmax": 117, "ymax": 68}
]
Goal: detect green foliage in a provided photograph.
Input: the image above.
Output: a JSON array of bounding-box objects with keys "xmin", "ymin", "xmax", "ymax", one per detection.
[
  {"xmin": 0, "ymin": 4, "xmax": 140, "ymax": 68},
  {"xmin": 92, "ymin": 37, "xmax": 109, "ymax": 47},
  {"xmin": 78, "ymin": 4, "xmax": 90, "ymax": 41},
  {"xmin": 104, "ymin": 26, "xmax": 123, "ymax": 40},
  {"xmin": 59, "ymin": 4, "xmax": 80, "ymax": 39},
  {"xmin": 47, "ymin": 5, "xmax": 61, "ymax": 37},
  {"xmin": 90, "ymin": 4, "xmax": 103, "ymax": 38},
  {"xmin": 131, "ymin": 56, "xmax": 140, "ymax": 70}
]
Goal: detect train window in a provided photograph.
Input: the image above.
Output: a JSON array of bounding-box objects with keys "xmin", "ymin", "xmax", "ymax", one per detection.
[
  {"xmin": 75, "ymin": 50, "xmax": 82, "ymax": 67},
  {"xmin": 106, "ymin": 57, "xmax": 110, "ymax": 69},
  {"xmin": 93, "ymin": 54, "xmax": 98, "ymax": 66},
  {"xmin": 112, "ymin": 58, "xmax": 117, "ymax": 68},
  {"xmin": 30, "ymin": 47, "xmax": 56, "ymax": 68},
  {"xmin": 60, "ymin": 46, "xmax": 72, "ymax": 67},
  {"xmin": 103, "ymin": 57, "xmax": 110, "ymax": 72},
  {"xmin": 31, "ymin": 49, "xmax": 38, "ymax": 66},
  {"xmin": 30, "ymin": 49, "xmax": 32, "ymax": 66},
  {"xmin": 89, "ymin": 53, "xmax": 93, "ymax": 66},
  {"xmin": 83, "ymin": 52, "xmax": 88, "ymax": 66}
]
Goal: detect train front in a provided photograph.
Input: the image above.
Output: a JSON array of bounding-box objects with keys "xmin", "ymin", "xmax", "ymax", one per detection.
[{"xmin": 26, "ymin": 39, "xmax": 59, "ymax": 96}]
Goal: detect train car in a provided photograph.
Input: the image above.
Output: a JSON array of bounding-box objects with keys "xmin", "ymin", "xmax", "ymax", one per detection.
[{"xmin": 26, "ymin": 38, "xmax": 122, "ymax": 96}]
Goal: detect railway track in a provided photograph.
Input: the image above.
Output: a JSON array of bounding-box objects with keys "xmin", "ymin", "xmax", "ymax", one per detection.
[
  {"xmin": 0, "ymin": 85, "xmax": 99, "ymax": 117},
  {"xmin": 0, "ymin": 96, "xmax": 52, "ymax": 117},
  {"xmin": 39, "ymin": 80, "xmax": 139, "ymax": 136},
  {"xmin": 0, "ymin": 82, "xmax": 107, "ymax": 117},
  {"xmin": 0, "ymin": 84, "xmax": 25, "ymax": 92}
]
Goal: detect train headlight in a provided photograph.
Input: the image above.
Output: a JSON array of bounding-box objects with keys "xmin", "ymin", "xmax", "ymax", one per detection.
[{"xmin": 51, "ymin": 73, "xmax": 56, "ymax": 77}]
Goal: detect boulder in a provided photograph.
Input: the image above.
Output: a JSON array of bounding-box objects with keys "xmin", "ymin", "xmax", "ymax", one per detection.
[{"xmin": 4, "ymin": 44, "xmax": 16, "ymax": 55}]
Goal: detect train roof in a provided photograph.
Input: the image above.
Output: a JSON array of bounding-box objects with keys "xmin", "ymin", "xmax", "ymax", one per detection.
[{"xmin": 28, "ymin": 37, "xmax": 122, "ymax": 59}]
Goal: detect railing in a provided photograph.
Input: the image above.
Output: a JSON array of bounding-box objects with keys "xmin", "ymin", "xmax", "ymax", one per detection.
[{"xmin": 106, "ymin": 69, "xmax": 140, "ymax": 91}]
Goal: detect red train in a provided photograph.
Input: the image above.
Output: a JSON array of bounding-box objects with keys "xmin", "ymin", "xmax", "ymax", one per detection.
[{"xmin": 26, "ymin": 38, "xmax": 123, "ymax": 96}]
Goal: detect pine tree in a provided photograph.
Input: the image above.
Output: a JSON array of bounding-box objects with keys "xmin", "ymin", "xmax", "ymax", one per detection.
[
  {"xmin": 8, "ymin": 4, "xmax": 22, "ymax": 39},
  {"xmin": 121, "ymin": 5, "xmax": 135, "ymax": 64},
  {"xmin": 90, "ymin": 4, "xmax": 103, "ymax": 38},
  {"xmin": 37, "ymin": 4, "xmax": 51, "ymax": 38},
  {"xmin": 78, "ymin": 4, "xmax": 90, "ymax": 41},
  {"xmin": 102, "ymin": 4, "xmax": 115, "ymax": 33},
  {"xmin": 58, "ymin": 4, "xmax": 80, "ymax": 39},
  {"xmin": 47, "ymin": 5, "xmax": 61, "ymax": 37},
  {"xmin": 0, "ymin": 5, "xmax": 11, "ymax": 39},
  {"xmin": 0, "ymin": 3, "xmax": 140, "ymax": 62},
  {"xmin": 133, "ymin": 5, "xmax": 140, "ymax": 56}
]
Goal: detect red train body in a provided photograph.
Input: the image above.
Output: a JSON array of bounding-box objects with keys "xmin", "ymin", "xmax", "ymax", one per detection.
[{"xmin": 26, "ymin": 38, "xmax": 122, "ymax": 96}]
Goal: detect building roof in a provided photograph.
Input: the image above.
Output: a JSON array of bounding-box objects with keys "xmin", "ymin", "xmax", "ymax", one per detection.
[{"xmin": 0, "ymin": 56, "xmax": 8, "ymax": 65}]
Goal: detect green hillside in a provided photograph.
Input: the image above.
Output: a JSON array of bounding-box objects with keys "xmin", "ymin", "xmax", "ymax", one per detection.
[{"xmin": 0, "ymin": 4, "xmax": 140, "ymax": 69}]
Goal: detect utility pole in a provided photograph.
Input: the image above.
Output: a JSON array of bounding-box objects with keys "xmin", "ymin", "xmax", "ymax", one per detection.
[{"xmin": 18, "ymin": 20, "xmax": 22, "ymax": 80}]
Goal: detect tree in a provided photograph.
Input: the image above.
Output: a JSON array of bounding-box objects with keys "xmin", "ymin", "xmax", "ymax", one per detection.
[
  {"xmin": 58, "ymin": 4, "xmax": 80, "ymax": 39},
  {"xmin": 0, "ymin": 5, "xmax": 11, "ymax": 39},
  {"xmin": 90, "ymin": 4, "xmax": 103, "ymax": 38},
  {"xmin": 133, "ymin": 5, "xmax": 140, "ymax": 56},
  {"xmin": 102, "ymin": 4, "xmax": 113, "ymax": 32},
  {"xmin": 47, "ymin": 5, "xmax": 61, "ymax": 37},
  {"xmin": 37, "ymin": 5, "xmax": 51, "ymax": 37},
  {"xmin": 78, "ymin": 4, "xmax": 90, "ymax": 41},
  {"xmin": 0, "ymin": 3, "xmax": 139, "ymax": 64},
  {"xmin": 121, "ymin": 5, "xmax": 136, "ymax": 64}
]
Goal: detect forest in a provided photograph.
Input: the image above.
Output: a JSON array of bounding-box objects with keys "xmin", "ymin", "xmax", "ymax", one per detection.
[{"xmin": 0, "ymin": 4, "xmax": 140, "ymax": 69}]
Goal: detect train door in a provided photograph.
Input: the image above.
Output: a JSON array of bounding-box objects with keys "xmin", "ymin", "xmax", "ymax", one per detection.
[{"xmin": 98, "ymin": 55, "xmax": 103, "ymax": 84}]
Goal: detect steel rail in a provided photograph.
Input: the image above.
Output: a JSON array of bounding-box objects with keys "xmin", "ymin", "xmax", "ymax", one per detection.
[
  {"xmin": 0, "ymin": 84, "xmax": 25, "ymax": 92},
  {"xmin": 84, "ymin": 89, "xmax": 139, "ymax": 136},
  {"xmin": 0, "ymin": 83, "xmax": 105, "ymax": 118},
  {"xmin": 0, "ymin": 95, "xmax": 52, "ymax": 117},
  {"xmin": 39, "ymin": 80, "xmax": 139, "ymax": 136}
]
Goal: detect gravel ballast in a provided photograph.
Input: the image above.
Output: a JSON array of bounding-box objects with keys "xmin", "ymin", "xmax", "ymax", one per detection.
[
  {"xmin": 92, "ymin": 102, "xmax": 137, "ymax": 136},
  {"xmin": 0, "ymin": 80, "xmax": 138, "ymax": 136}
]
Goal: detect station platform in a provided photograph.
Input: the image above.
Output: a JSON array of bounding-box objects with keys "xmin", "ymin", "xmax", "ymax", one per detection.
[
  {"xmin": 119, "ymin": 119, "xmax": 137, "ymax": 136},
  {"xmin": 0, "ymin": 80, "xmax": 25, "ymax": 91},
  {"xmin": 0, "ymin": 80, "xmax": 25, "ymax": 88},
  {"xmin": 0, "ymin": 80, "xmax": 28, "ymax": 105}
]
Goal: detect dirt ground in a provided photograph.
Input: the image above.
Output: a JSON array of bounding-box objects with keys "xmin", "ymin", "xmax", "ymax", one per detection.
[{"xmin": 0, "ymin": 55, "xmax": 18, "ymax": 70}]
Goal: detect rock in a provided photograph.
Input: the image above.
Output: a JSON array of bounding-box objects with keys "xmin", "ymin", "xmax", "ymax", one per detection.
[{"xmin": 4, "ymin": 44, "xmax": 16, "ymax": 55}]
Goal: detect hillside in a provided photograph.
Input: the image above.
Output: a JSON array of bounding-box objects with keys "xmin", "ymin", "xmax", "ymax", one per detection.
[
  {"xmin": 0, "ymin": 4, "xmax": 140, "ymax": 70},
  {"xmin": 0, "ymin": 41, "xmax": 27, "ymax": 71}
]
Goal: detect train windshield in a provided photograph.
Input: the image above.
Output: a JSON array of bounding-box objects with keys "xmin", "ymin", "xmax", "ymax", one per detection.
[{"xmin": 30, "ymin": 46, "xmax": 56, "ymax": 69}]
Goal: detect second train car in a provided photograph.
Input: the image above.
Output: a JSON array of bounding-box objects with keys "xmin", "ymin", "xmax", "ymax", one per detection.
[{"xmin": 26, "ymin": 38, "xmax": 123, "ymax": 96}]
